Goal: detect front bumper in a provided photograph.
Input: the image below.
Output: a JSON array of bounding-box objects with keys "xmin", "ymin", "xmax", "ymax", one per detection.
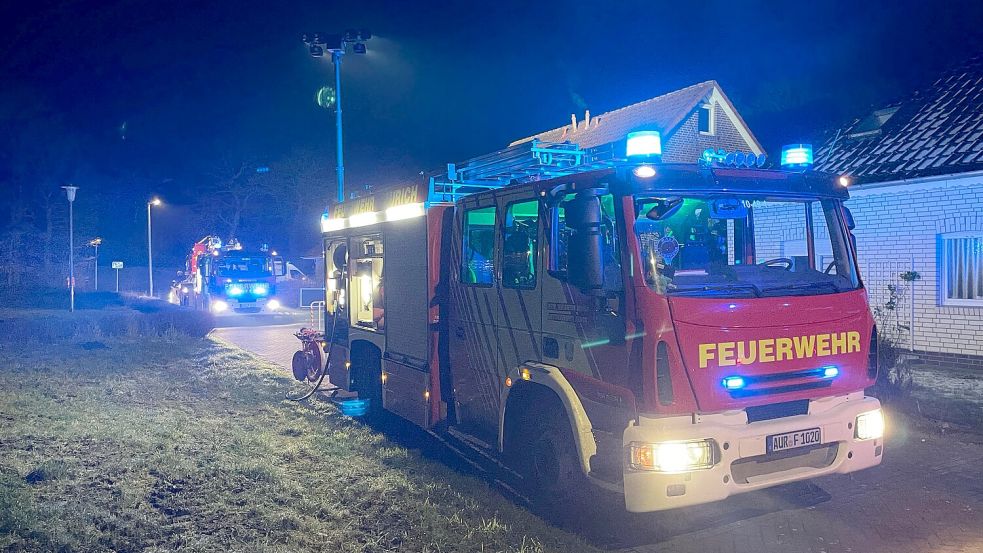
[{"xmin": 623, "ymin": 392, "xmax": 883, "ymax": 512}]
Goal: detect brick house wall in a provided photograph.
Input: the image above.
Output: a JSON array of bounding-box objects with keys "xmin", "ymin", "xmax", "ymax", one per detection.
[
  {"xmin": 753, "ymin": 173, "xmax": 983, "ymax": 365},
  {"xmin": 848, "ymin": 174, "xmax": 983, "ymax": 365},
  {"xmin": 662, "ymin": 102, "xmax": 756, "ymax": 163}
]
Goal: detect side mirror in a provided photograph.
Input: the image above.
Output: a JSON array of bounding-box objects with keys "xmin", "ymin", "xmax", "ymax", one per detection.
[
  {"xmin": 566, "ymin": 191, "xmax": 605, "ymax": 295},
  {"xmin": 273, "ymin": 257, "xmax": 287, "ymax": 277},
  {"xmin": 843, "ymin": 206, "xmax": 856, "ymax": 230}
]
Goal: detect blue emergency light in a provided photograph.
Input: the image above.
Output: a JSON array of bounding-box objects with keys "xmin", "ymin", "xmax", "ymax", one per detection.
[
  {"xmin": 253, "ymin": 283, "xmax": 270, "ymax": 296},
  {"xmin": 721, "ymin": 375, "xmax": 746, "ymax": 390},
  {"xmin": 781, "ymin": 144, "xmax": 814, "ymax": 168},
  {"xmin": 822, "ymin": 366, "xmax": 839, "ymax": 378},
  {"xmin": 626, "ymin": 130, "xmax": 662, "ymax": 158},
  {"xmin": 226, "ymin": 284, "xmax": 245, "ymax": 297}
]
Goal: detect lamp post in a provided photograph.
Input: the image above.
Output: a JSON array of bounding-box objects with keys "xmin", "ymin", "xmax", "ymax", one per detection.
[
  {"xmin": 62, "ymin": 185, "xmax": 78, "ymax": 312},
  {"xmin": 302, "ymin": 29, "xmax": 371, "ymax": 204},
  {"xmin": 147, "ymin": 198, "xmax": 161, "ymax": 297},
  {"xmin": 89, "ymin": 237, "xmax": 102, "ymax": 290}
]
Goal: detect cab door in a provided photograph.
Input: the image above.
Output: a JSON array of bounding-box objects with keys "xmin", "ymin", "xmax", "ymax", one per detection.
[
  {"xmin": 493, "ymin": 188, "xmax": 543, "ymax": 383},
  {"xmin": 447, "ymin": 194, "xmax": 504, "ymax": 441}
]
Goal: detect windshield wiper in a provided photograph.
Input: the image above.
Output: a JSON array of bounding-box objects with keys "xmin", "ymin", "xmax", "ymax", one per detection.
[
  {"xmin": 761, "ymin": 281, "xmax": 841, "ymax": 295},
  {"xmin": 668, "ymin": 283, "xmax": 762, "ymax": 298}
]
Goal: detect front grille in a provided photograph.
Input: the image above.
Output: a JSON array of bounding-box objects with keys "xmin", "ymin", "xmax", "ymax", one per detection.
[
  {"xmin": 730, "ymin": 443, "xmax": 838, "ymax": 484},
  {"xmin": 745, "ymin": 399, "xmax": 810, "ymax": 423},
  {"xmin": 727, "ymin": 367, "xmax": 835, "ymax": 399}
]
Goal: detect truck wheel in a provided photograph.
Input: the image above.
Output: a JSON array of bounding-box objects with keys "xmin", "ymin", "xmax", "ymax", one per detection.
[
  {"xmin": 352, "ymin": 347, "xmax": 384, "ymax": 419},
  {"xmin": 512, "ymin": 406, "xmax": 588, "ymax": 515}
]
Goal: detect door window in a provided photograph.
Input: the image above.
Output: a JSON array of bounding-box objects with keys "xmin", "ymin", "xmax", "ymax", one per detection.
[
  {"xmin": 502, "ymin": 200, "xmax": 539, "ymax": 289},
  {"xmin": 461, "ymin": 206, "xmax": 497, "ymax": 286}
]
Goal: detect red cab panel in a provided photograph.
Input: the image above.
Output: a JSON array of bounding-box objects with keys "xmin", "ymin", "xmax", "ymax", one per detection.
[{"xmin": 668, "ymin": 289, "xmax": 874, "ymax": 412}]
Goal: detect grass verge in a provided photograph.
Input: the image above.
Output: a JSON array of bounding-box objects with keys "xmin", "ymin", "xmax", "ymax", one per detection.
[{"xmin": 0, "ymin": 314, "xmax": 594, "ymax": 552}]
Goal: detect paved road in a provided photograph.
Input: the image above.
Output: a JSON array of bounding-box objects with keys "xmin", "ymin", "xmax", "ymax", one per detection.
[
  {"xmin": 211, "ymin": 310, "xmax": 313, "ymax": 369},
  {"xmin": 214, "ymin": 321, "xmax": 983, "ymax": 553}
]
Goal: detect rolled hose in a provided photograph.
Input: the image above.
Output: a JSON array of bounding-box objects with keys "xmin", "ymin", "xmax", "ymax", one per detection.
[{"xmin": 286, "ymin": 298, "xmax": 341, "ymax": 402}]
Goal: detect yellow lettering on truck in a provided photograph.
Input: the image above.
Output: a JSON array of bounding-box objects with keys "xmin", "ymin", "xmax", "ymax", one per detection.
[{"xmin": 698, "ymin": 331, "xmax": 863, "ymax": 368}]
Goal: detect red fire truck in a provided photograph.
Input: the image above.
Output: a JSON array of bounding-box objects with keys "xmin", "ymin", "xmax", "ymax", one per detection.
[
  {"xmin": 295, "ymin": 133, "xmax": 884, "ymax": 512},
  {"xmin": 171, "ymin": 236, "xmax": 284, "ymax": 313}
]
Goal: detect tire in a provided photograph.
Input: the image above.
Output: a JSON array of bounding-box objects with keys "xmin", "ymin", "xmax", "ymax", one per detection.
[
  {"xmin": 510, "ymin": 398, "xmax": 589, "ymax": 516},
  {"xmin": 351, "ymin": 346, "xmax": 384, "ymax": 419}
]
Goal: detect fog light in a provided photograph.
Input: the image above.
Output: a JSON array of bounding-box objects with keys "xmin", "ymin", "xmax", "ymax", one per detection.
[
  {"xmin": 632, "ymin": 165, "xmax": 657, "ymax": 178},
  {"xmin": 211, "ymin": 300, "xmax": 229, "ymax": 313},
  {"xmin": 855, "ymin": 409, "xmax": 884, "ymax": 440},
  {"xmin": 628, "ymin": 440, "xmax": 715, "ymax": 473},
  {"xmin": 267, "ymin": 299, "xmax": 281, "ymax": 311}
]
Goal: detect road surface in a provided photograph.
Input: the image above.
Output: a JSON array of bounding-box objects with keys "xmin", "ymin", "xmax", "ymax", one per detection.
[{"xmin": 212, "ymin": 318, "xmax": 983, "ymax": 553}]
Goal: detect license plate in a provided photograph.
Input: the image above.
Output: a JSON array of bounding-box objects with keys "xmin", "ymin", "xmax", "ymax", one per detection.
[{"xmin": 767, "ymin": 427, "xmax": 822, "ymax": 453}]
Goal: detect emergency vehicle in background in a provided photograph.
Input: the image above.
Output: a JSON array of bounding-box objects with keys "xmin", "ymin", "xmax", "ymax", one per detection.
[
  {"xmin": 170, "ymin": 236, "xmax": 285, "ymax": 313},
  {"xmin": 294, "ymin": 132, "xmax": 885, "ymax": 512}
]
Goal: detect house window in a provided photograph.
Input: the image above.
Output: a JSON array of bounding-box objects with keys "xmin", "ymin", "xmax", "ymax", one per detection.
[
  {"xmin": 461, "ymin": 205, "xmax": 496, "ymax": 286},
  {"xmin": 698, "ymin": 104, "xmax": 714, "ymax": 135},
  {"xmin": 941, "ymin": 232, "xmax": 983, "ymax": 306}
]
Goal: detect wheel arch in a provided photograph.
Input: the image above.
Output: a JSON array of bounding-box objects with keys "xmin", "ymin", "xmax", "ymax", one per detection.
[{"xmin": 499, "ymin": 362, "xmax": 596, "ymax": 475}]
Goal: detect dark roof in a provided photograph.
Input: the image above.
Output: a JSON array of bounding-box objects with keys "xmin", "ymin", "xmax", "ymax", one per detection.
[
  {"xmin": 815, "ymin": 55, "xmax": 983, "ymax": 183},
  {"xmin": 510, "ymin": 80, "xmax": 761, "ymax": 151}
]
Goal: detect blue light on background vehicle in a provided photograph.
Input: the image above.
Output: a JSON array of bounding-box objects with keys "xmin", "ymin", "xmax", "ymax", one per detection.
[
  {"xmin": 822, "ymin": 366, "xmax": 839, "ymax": 378},
  {"xmin": 252, "ymin": 283, "xmax": 270, "ymax": 296},
  {"xmin": 781, "ymin": 144, "xmax": 814, "ymax": 168},
  {"xmin": 721, "ymin": 375, "xmax": 746, "ymax": 390},
  {"xmin": 226, "ymin": 284, "xmax": 245, "ymax": 297},
  {"xmin": 626, "ymin": 130, "xmax": 662, "ymax": 158}
]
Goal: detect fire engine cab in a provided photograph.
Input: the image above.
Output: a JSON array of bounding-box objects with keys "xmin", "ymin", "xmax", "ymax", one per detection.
[
  {"xmin": 296, "ymin": 132, "xmax": 885, "ymax": 512},
  {"xmin": 171, "ymin": 236, "xmax": 284, "ymax": 313}
]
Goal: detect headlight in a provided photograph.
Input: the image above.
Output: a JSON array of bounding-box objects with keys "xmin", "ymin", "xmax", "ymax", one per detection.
[
  {"xmin": 855, "ymin": 409, "xmax": 884, "ymax": 440},
  {"xmin": 181, "ymin": 286, "xmax": 189, "ymax": 293},
  {"xmin": 628, "ymin": 439, "xmax": 716, "ymax": 473},
  {"xmin": 211, "ymin": 300, "xmax": 229, "ymax": 313},
  {"xmin": 267, "ymin": 299, "xmax": 281, "ymax": 311},
  {"xmin": 226, "ymin": 284, "xmax": 245, "ymax": 297},
  {"xmin": 253, "ymin": 283, "xmax": 270, "ymax": 296}
]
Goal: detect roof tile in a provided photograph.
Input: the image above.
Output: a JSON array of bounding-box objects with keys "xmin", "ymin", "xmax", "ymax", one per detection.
[{"xmin": 816, "ymin": 55, "xmax": 983, "ymax": 183}]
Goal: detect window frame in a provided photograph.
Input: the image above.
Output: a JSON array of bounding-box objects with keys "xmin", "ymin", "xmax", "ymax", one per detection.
[
  {"xmin": 460, "ymin": 204, "xmax": 498, "ymax": 288},
  {"xmin": 698, "ymin": 103, "xmax": 715, "ymax": 135},
  {"xmin": 501, "ymin": 198, "xmax": 541, "ymax": 290},
  {"xmin": 939, "ymin": 231, "xmax": 983, "ymax": 307}
]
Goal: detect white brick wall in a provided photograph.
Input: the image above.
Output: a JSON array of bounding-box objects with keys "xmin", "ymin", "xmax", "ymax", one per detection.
[
  {"xmin": 847, "ymin": 174, "xmax": 983, "ymax": 357},
  {"xmin": 746, "ymin": 172, "xmax": 983, "ymax": 358}
]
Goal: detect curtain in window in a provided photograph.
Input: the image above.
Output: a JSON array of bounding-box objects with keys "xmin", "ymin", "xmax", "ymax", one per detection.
[{"xmin": 946, "ymin": 236, "xmax": 983, "ymax": 300}]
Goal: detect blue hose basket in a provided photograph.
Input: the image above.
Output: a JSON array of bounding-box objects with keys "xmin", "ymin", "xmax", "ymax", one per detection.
[{"xmin": 339, "ymin": 398, "xmax": 370, "ymax": 417}]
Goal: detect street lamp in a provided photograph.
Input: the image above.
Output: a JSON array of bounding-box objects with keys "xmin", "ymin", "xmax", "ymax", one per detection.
[
  {"xmin": 62, "ymin": 185, "xmax": 78, "ymax": 312},
  {"xmin": 302, "ymin": 29, "xmax": 371, "ymax": 204},
  {"xmin": 89, "ymin": 237, "xmax": 102, "ymax": 290},
  {"xmin": 147, "ymin": 197, "xmax": 161, "ymax": 297}
]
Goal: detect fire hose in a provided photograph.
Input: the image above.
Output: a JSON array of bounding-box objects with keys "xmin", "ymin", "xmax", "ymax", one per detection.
[{"xmin": 286, "ymin": 294, "xmax": 342, "ymax": 402}]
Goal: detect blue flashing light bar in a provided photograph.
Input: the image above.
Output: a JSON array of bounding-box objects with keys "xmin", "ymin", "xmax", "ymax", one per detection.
[
  {"xmin": 822, "ymin": 366, "xmax": 839, "ymax": 378},
  {"xmin": 781, "ymin": 144, "xmax": 814, "ymax": 168},
  {"xmin": 626, "ymin": 130, "xmax": 662, "ymax": 158},
  {"xmin": 721, "ymin": 375, "xmax": 746, "ymax": 390}
]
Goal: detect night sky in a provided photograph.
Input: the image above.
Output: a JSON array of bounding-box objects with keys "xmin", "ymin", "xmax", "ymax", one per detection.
[{"xmin": 3, "ymin": 0, "xmax": 982, "ymax": 263}]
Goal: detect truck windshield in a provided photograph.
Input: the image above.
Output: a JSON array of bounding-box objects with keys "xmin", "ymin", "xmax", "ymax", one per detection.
[
  {"xmin": 217, "ymin": 256, "xmax": 272, "ymax": 277},
  {"xmin": 633, "ymin": 196, "xmax": 859, "ymax": 298}
]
